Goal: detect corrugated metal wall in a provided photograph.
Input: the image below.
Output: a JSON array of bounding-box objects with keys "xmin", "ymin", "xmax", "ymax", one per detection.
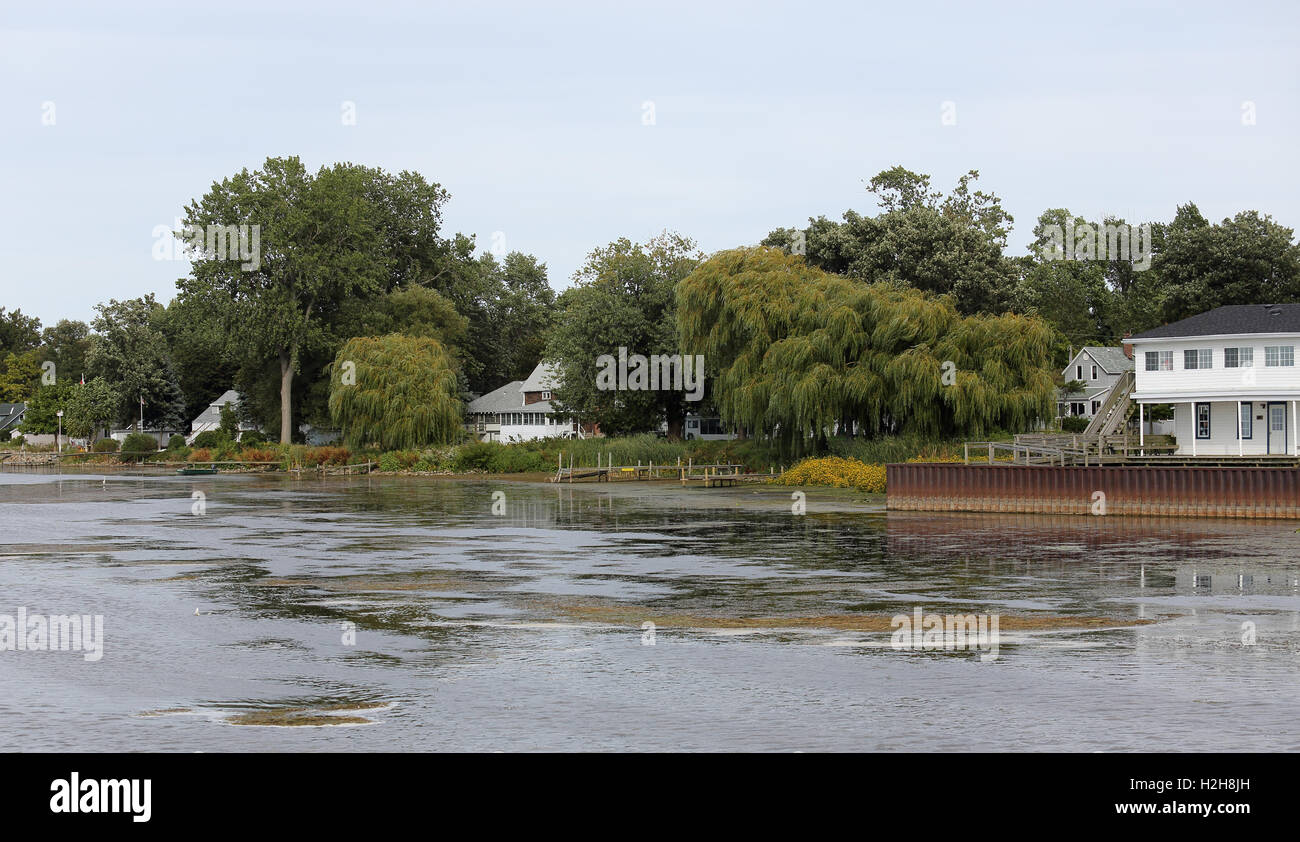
[{"xmin": 886, "ymin": 463, "xmax": 1300, "ymax": 519}]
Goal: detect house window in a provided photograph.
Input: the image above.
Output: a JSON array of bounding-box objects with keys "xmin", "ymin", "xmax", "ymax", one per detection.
[
  {"xmin": 1075, "ymin": 364, "xmax": 1083, "ymax": 380},
  {"xmin": 1091, "ymin": 400, "xmax": 1101, "ymax": 415},
  {"xmin": 1144, "ymin": 351, "xmax": 1173, "ymax": 371},
  {"xmin": 1183, "ymin": 348, "xmax": 1212, "ymax": 369},
  {"xmin": 1090, "ymin": 364, "xmax": 1098, "ymax": 380},
  {"xmin": 1265, "ymin": 346, "xmax": 1294, "ymax": 367},
  {"xmin": 1224, "ymin": 347, "xmax": 1253, "ymax": 368},
  {"xmin": 1070, "ymin": 402, "xmax": 1086, "ymax": 416},
  {"xmin": 1238, "ymin": 403, "xmax": 1252, "ymax": 439},
  {"xmin": 1195, "ymin": 402, "xmax": 1211, "ymax": 439}
]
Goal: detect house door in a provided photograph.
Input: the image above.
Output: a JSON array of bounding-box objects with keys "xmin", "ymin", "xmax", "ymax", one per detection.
[{"xmin": 1267, "ymin": 403, "xmax": 1287, "ymax": 454}]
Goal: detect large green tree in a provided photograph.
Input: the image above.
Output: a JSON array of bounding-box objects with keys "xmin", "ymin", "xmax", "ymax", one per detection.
[
  {"xmin": 545, "ymin": 233, "xmax": 702, "ymax": 438},
  {"xmin": 763, "ymin": 167, "xmax": 1018, "ymax": 315},
  {"xmin": 85, "ymin": 296, "xmax": 187, "ymax": 430},
  {"xmin": 1153, "ymin": 204, "xmax": 1300, "ymax": 323},
  {"xmin": 179, "ymin": 157, "xmax": 454, "ymax": 442},
  {"xmin": 678, "ymin": 247, "xmax": 1056, "ymax": 450},
  {"xmin": 328, "ymin": 334, "xmax": 462, "ymax": 449}
]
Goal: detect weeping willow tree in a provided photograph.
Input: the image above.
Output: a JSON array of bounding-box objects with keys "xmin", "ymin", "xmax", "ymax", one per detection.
[
  {"xmin": 328, "ymin": 334, "xmax": 462, "ymax": 449},
  {"xmin": 677, "ymin": 247, "xmax": 1055, "ymax": 447}
]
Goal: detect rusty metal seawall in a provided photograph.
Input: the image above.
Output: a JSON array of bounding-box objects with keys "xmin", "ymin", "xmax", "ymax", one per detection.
[{"xmin": 886, "ymin": 463, "xmax": 1300, "ymax": 519}]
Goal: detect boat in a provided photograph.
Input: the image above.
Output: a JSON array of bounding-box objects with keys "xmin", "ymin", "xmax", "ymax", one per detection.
[{"xmin": 176, "ymin": 466, "xmax": 219, "ymax": 475}]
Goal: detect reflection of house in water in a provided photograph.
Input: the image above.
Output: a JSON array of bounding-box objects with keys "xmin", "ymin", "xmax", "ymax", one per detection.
[{"xmin": 1172, "ymin": 566, "xmax": 1298, "ymax": 593}]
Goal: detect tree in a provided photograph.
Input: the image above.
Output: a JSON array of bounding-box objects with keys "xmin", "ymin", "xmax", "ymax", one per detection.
[
  {"xmin": 21, "ymin": 381, "xmax": 75, "ymax": 434},
  {"xmin": 1154, "ymin": 207, "xmax": 1300, "ymax": 322},
  {"xmin": 218, "ymin": 402, "xmax": 239, "ymax": 440},
  {"xmin": 64, "ymin": 379, "xmax": 120, "ymax": 440},
  {"xmin": 179, "ymin": 157, "xmax": 459, "ymax": 443},
  {"xmin": 86, "ymin": 296, "xmax": 187, "ymax": 430},
  {"xmin": 328, "ymin": 335, "xmax": 462, "ymax": 449},
  {"xmin": 37, "ymin": 320, "xmax": 93, "ymax": 386},
  {"xmin": 0, "ymin": 351, "xmax": 41, "ymax": 402},
  {"xmin": 545, "ymin": 233, "xmax": 702, "ymax": 438},
  {"xmin": 492, "ymin": 252, "xmax": 556, "ymax": 384},
  {"xmin": 677, "ymin": 247, "xmax": 1056, "ymax": 450},
  {"xmin": 764, "ymin": 167, "xmax": 1018, "ymax": 315},
  {"xmin": 0, "ymin": 308, "xmax": 41, "ymax": 358}
]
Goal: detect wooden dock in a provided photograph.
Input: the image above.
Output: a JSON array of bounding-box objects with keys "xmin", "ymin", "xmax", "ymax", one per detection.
[{"xmin": 550, "ymin": 454, "xmax": 774, "ymax": 486}]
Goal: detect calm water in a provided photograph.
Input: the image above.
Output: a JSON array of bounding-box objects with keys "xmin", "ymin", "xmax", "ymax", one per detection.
[{"xmin": 2, "ymin": 469, "xmax": 1299, "ymax": 751}]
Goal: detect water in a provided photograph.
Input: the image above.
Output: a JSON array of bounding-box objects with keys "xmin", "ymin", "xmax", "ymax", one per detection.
[{"xmin": 2, "ymin": 469, "xmax": 1299, "ymax": 751}]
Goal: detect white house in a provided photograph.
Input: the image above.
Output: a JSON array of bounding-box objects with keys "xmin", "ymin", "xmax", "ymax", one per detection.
[
  {"xmin": 1130, "ymin": 304, "xmax": 1300, "ymax": 456},
  {"xmin": 187, "ymin": 389, "xmax": 260, "ymax": 443},
  {"xmin": 465, "ymin": 363, "xmax": 597, "ymax": 442}
]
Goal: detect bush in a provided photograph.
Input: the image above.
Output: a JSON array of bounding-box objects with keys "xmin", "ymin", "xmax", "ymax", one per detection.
[
  {"xmin": 1061, "ymin": 415, "xmax": 1090, "ymax": 433},
  {"xmin": 776, "ymin": 456, "xmax": 887, "ymax": 493},
  {"xmin": 166, "ymin": 434, "xmax": 187, "ymax": 450},
  {"xmin": 119, "ymin": 433, "xmax": 158, "ymax": 462},
  {"xmin": 192, "ymin": 430, "xmax": 226, "ymax": 449},
  {"xmin": 93, "ymin": 438, "xmax": 120, "ymax": 453},
  {"xmin": 239, "ymin": 430, "xmax": 266, "ymax": 445},
  {"xmin": 238, "ymin": 446, "xmax": 278, "ymax": 464},
  {"xmin": 189, "ymin": 447, "xmax": 212, "ymax": 463},
  {"xmin": 304, "ymin": 445, "xmax": 351, "ymax": 467}
]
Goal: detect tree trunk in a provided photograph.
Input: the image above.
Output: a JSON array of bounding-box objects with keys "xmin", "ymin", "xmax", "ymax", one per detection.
[{"xmin": 279, "ymin": 348, "xmax": 294, "ymax": 444}]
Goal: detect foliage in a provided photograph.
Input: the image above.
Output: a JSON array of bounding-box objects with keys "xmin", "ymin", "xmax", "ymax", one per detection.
[
  {"xmin": 192, "ymin": 430, "xmax": 225, "ymax": 449},
  {"xmin": 677, "ymin": 247, "xmax": 1057, "ymax": 451},
  {"xmin": 239, "ymin": 430, "xmax": 266, "ymax": 445},
  {"xmin": 0, "ymin": 350, "xmax": 41, "ymax": 402},
  {"xmin": 218, "ymin": 402, "xmax": 239, "ymax": 439},
  {"xmin": 86, "ymin": 295, "xmax": 187, "ymax": 429},
  {"xmin": 776, "ymin": 457, "xmax": 887, "ymax": 493},
  {"xmin": 1060, "ymin": 415, "xmax": 1090, "ymax": 432},
  {"xmin": 119, "ymin": 432, "xmax": 158, "ymax": 460},
  {"xmin": 93, "ymin": 438, "xmax": 120, "ymax": 452},
  {"xmin": 36, "ymin": 320, "xmax": 93, "ymax": 388},
  {"xmin": 20, "ymin": 381, "xmax": 75, "ymax": 434},
  {"xmin": 328, "ymin": 334, "xmax": 462, "ymax": 449},
  {"xmin": 764, "ymin": 167, "xmax": 1017, "ymax": 315},
  {"xmin": 64, "ymin": 378, "xmax": 120, "ymax": 440},
  {"xmin": 167, "ymin": 434, "xmax": 188, "ymax": 450},
  {"xmin": 0, "ymin": 308, "xmax": 42, "ymax": 358},
  {"xmin": 544, "ymin": 233, "xmax": 703, "ymax": 437},
  {"xmin": 303, "ymin": 446, "xmax": 351, "ymax": 467}
]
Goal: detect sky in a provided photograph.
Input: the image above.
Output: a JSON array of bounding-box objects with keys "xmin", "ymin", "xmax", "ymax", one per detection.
[{"xmin": 3, "ymin": 0, "xmax": 1298, "ymax": 328}]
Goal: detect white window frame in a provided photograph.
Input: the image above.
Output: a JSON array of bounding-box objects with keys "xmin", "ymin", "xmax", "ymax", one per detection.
[{"xmin": 1265, "ymin": 346, "xmax": 1294, "ymax": 367}]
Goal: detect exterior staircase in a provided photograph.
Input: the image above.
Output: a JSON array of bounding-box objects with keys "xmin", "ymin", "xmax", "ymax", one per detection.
[{"xmin": 1082, "ymin": 369, "xmax": 1135, "ymax": 439}]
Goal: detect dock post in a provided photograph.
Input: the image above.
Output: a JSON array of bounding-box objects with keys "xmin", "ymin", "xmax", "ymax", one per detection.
[
  {"xmin": 988, "ymin": 443, "xmax": 994, "ymax": 464},
  {"xmin": 964, "ymin": 443, "xmax": 968, "ymax": 464}
]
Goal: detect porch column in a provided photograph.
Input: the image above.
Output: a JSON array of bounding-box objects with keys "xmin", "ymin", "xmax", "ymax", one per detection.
[
  {"xmin": 1138, "ymin": 403, "xmax": 1144, "ymax": 454},
  {"xmin": 1294, "ymin": 401, "xmax": 1298, "ymax": 456},
  {"xmin": 1237, "ymin": 400, "xmax": 1243, "ymax": 457},
  {"xmin": 1191, "ymin": 403, "xmax": 1196, "ymax": 457}
]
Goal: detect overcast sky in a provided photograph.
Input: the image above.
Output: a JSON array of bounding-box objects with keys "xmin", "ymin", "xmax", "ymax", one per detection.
[{"xmin": 3, "ymin": 0, "xmax": 1298, "ymax": 327}]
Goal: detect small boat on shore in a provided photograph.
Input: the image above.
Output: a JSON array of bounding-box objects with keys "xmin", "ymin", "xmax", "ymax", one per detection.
[{"xmin": 177, "ymin": 466, "xmax": 219, "ymax": 476}]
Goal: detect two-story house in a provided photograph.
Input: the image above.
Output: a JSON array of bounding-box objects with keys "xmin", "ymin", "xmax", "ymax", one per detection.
[
  {"xmin": 465, "ymin": 363, "xmax": 598, "ymax": 442},
  {"xmin": 1057, "ymin": 346, "xmax": 1134, "ymax": 420},
  {"xmin": 1129, "ymin": 304, "xmax": 1300, "ymax": 456}
]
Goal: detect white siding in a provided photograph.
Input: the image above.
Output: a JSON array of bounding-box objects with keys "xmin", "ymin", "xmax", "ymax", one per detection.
[{"xmin": 1133, "ymin": 337, "xmax": 1300, "ymax": 398}]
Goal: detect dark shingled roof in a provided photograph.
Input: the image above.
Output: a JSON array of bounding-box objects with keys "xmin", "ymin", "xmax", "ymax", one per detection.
[{"xmin": 1130, "ymin": 304, "xmax": 1300, "ymax": 339}]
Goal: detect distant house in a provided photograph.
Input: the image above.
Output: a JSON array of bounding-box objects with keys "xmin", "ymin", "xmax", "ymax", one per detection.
[
  {"xmin": 0, "ymin": 403, "xmax": 25, "ymax": 439},
  {"xmin": 466, "ymin": 363, "xmax": 597, "ymax": 442},
  {"xmin": 1130, "ymin": 303, "xmax": 1300, "ymax": 456},
  {"xmin": 188, "ymin": 389, "xmax": 260, "ymax": 443},
  {"xmin": 1057, "ymin": 346, "xmax": 1134, "ymax": 421}
]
